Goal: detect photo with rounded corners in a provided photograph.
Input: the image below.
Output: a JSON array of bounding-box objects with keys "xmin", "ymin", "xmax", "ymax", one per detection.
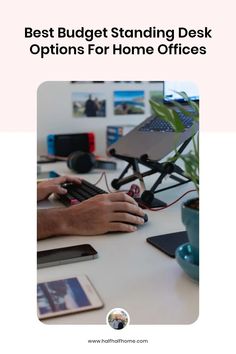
[{"xmin": 37, "ymin": 80, "xmax": 199, "ymax": 325}]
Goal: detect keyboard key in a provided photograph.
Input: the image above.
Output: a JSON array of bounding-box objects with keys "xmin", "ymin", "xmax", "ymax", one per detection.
[{"xmin": 139, "ymin": 110, "xmax": 194, "ymax": 133}]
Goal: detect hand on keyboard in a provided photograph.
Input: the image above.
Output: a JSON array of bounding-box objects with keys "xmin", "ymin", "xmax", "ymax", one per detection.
[
  {"xmin": 37, "ymin": 176, "xmax": 82, "ymax": 202},
  {"xmin": 61, "ymin": 192, "xmax": 146, "ymax": 235}
]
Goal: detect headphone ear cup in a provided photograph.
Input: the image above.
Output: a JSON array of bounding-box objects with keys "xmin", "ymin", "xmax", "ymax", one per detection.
[{"xmin": 67, "ymin": 151, "xmax": 96, "ymax": 173}]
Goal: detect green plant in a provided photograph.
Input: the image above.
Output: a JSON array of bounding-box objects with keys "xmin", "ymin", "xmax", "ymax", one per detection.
[{"xmin": 149, "ymin": 92, "xmax": 199, "ymax": 193}]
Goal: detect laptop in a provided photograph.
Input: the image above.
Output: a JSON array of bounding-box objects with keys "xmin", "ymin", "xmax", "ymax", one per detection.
[{"xmin": 107, "ymin": 81, "xmax": 199, "ymax": 161}]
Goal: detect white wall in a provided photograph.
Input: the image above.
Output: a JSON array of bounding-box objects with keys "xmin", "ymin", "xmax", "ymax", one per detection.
[{"xmin": 37, "ymin": 81, "xmax": 163, "ymax": 156}]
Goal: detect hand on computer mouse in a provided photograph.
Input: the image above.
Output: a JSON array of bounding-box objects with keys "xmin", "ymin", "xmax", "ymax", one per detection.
[
  {"xmin": 63, "ymin": 192, "xmax": 146, "ymax": 235},
  {"xmin": 37, "ymin": 192, "xmax": 146, "ymax": 239}
]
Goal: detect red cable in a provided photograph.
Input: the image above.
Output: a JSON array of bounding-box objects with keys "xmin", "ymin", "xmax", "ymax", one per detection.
[
  {"xmin": 93, "ymin": 172, "xmax": 197, "ymax": 211},
  {"xmin": 93, "ymin": 172, "xmax": 106, "ymax": 187}
]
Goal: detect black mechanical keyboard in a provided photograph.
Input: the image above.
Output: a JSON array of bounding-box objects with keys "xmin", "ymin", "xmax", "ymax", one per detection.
[
  {"xmin": 139, "ymin": 110, "xmax": 194, "ymax": 133},
  {"xmin": 58, "ymin": 180, "xmax": 107, "ymax": 206}
]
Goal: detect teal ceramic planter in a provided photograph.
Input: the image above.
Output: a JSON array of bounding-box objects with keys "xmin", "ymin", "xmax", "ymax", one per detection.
[{"xmin": 181, "ymin": 198, "xmax": 199, "ymax": 265}]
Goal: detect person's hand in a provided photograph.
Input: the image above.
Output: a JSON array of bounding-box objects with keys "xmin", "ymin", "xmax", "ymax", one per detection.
[
  {"xmin": 61, "ymin": 192, "xmax": 146, "ymax": 235},
  {"xmin": 37, "ymin": 175, "xmax": 82, "ymax": 201}
]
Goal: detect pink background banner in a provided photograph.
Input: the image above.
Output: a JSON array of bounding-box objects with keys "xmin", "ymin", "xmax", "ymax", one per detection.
[{"xmin": 0, "ymin": 1, "xmax": 235, "ymax": 353}]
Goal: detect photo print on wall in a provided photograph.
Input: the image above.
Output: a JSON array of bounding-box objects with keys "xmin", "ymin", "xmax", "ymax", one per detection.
[
  {"xmin": 72, "ymin": 92, "xmax": 106, "ymax": 117},
  {"xmin": 113, "ymin": 90, "xmax": 145, "ymax": 115}
]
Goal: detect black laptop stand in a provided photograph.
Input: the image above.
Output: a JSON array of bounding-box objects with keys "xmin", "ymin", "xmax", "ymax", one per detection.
[{"xmin": 109, "ymin": 137, "xmax": 192, "ymax": 208}]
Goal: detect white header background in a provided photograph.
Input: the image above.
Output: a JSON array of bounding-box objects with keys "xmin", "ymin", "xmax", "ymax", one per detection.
[{"xmin": 1, "ymin": 0, "xmax": 235, "ymax": 353}]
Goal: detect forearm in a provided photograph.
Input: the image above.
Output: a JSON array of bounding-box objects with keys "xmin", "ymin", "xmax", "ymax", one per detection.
[
  {"xmin": 37, "ymin": 208, "xmax": 68, "ymax": 240},
  {"xmin": 37, "ymin": 193, "xmax": 145, "ymax": 239}
]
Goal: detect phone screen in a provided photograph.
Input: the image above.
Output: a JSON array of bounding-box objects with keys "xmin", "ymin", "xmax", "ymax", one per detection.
[
  {"xmin": 37, "ymin": 275, "xmax": 103, "ymax": 319},
  {"xmin": 147, "ymin": 231, "xmax": 188, "ymax": 258},
  {"xmin": 37, "ymin": 244, "xmax": 97, "ymax": 268}
]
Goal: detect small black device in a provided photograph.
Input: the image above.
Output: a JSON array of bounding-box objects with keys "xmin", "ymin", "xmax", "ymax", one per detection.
[
  {"xmin": 147, "ymin": 231, "xmax": 188, "ymax": 258},
  {"xmin": 37, "ymin": 244, "xmax": 98, "ymax": 269},
  {"xmin": 67, "ymin": 151, "xmax": 117, "ymax": 173}
]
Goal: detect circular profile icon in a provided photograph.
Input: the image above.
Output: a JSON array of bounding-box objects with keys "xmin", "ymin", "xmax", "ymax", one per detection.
[{"xmin": 106, "ymin": 308, "xmax": 130, "ymax": 330}]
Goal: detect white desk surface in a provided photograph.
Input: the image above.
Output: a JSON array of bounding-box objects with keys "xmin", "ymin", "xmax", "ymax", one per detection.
[{"xmin": 37, "ymin": 161, "xmax": 199, "ymax": 325}]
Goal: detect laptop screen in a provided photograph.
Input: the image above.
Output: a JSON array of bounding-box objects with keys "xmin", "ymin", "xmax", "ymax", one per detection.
[{"xmin": 164, "ymin": 81, "xmax": 199, "ymax": 103}]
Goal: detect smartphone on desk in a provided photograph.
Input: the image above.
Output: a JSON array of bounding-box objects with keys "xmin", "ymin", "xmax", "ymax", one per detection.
[
  {"xmin": 37, "ymin": 244, "xmax": 98, "ymax": 269},
  {"xmin": 37, "ymin": 275, "xmax": 103, "ymax": 319},
  {"xmin": 147, "ymin": 231, "xmax": 188, "ymax": 258}
]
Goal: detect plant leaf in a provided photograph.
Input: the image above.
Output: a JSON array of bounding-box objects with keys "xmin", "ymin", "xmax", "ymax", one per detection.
[
  {"xmin": 149, "ymin": 92, "xmax": 199, "ymax": 192},
  {"xmin": 149, "ymin": 99, "xmax": 185, "ymax": 132}
]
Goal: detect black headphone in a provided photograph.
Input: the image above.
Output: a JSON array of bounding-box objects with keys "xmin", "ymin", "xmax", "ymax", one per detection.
[{"xmin": 67, "ymin": 151, "xmax": 116, "ymax": 173}]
